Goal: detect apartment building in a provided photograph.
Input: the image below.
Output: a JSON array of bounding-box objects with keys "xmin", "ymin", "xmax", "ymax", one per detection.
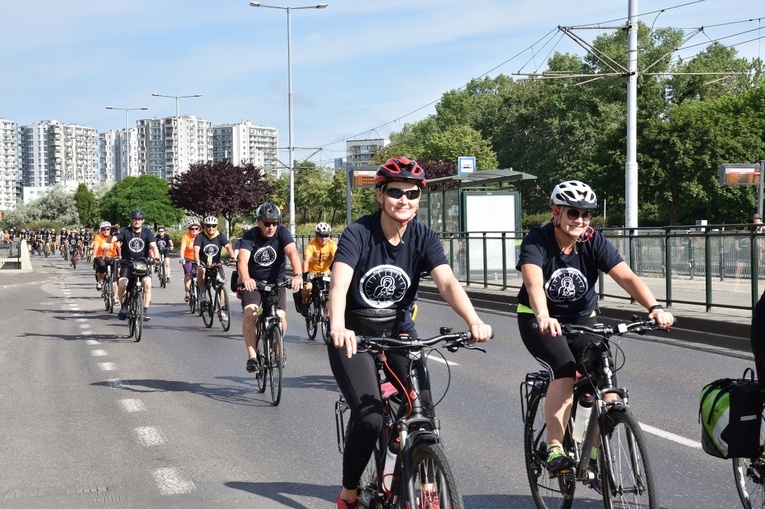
[
  {"xmin": 0, "ymin": 118, "xmax": 21, "ymax": 210},
  {"xmin": 211, "ymin": 121, "xmax": 277, "ymax": 174},
  {"xmin": 345, "ymin": 138, "xmax": 389, "ymax": 169},
  {"xmin": 20, "ymin": 120, "xmax": 99, "ymax": 195},
  {"xmin": 99, "ymin": 128, "xmax": 142, "ymax": 182},
  {"xmin": 136, "ymin": 116, "xmax": 212, "ymax": 181}
]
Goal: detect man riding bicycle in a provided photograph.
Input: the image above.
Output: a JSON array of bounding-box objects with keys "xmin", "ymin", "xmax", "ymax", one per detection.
[
  {"xmin": 299, "ymin": 221, "xmax": 337, "ymax": 316},
  {"xmin": 236, "ymin": 203, "xmax": 303, "ymax": 374},
  {"xmin": 194, "ymin": 215, "xmax": 235, "ymax": 307},
  {"xmin": 116, "ymin": 210, "xmax": 159, "ymax": 322},
  {"xmin": 155, "ymin": 225, "xmax": 174, "ymax": 283}
]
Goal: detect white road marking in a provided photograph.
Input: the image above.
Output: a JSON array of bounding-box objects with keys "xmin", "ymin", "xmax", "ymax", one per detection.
[
  {"xmin": 80, "ymin": 323, "xmax": 91, "ymax": 329},
  {"xmin": 91, "ymin": 349, "xmax": 107, "ymax": 357},
  {"xmin": 106, "ymin": 378, "xmax": 124, "ymax": 389},
  {"xmin": 119, "ymin": 399, "xmax": 145, "ymax": 412},
  {"xmin": 82, "ymin": 330, "xmax": 93, "ymax": 336},
  {"xmin": 134, "ymin": 426, "xmax": 166, "ymax": 446},
  {"xmin": 424, "ymin": 354, "xmax": 458, "ymax": 366},
  {"xmin": 98, "ymin": 362, "xmax": 116, "ymax": 371},
  {"xmin": 153, "ymin": 468, "xmax": 196, "ymax": 495},
  {"xmin": 640, "ymin": 422, "xmax": 701, "ymax": 449},
  {"xmin": 85, "ymin": 339, "xmax": 100, "ymax": 345}
]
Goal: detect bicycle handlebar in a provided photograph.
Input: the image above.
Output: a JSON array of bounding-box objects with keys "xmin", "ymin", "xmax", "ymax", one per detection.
[
  {"xmin": 356, "ymin": 332, "xmax": 488, "ymax": 354},
  {"xmin": 559, "ymin": 319, "xmax": 659, "ymax": 338}
]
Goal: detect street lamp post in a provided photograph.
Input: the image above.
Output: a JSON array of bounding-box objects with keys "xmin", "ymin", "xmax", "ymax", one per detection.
[
  {"xmin": 151, "ymin": 93, "xmax": 203, "ymax": 178},
  {"xmin": 105, "ymin": 106, "xmax": 148, "ymax": 179},
  {"xmin": 249, "ymin": 2, "xmax": 327, "ymax": 235}
]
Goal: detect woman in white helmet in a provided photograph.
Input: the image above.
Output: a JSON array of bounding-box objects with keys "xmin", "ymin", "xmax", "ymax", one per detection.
[
  {"xmin": 299, "ymin": 222, "xmax": 337, "ymax": 318},
  {"xmin": 516, "ymin": 180, "xmax": 674, "ymax": 489}
]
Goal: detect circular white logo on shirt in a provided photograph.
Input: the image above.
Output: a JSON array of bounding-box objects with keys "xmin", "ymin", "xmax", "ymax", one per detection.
[
  {"xmin": 128, "ymin": 237, "xmax": 146, "ymax": 253},
  {"xmin": 359, "ymin": 264, "xmax": 411, "ymax": 308},
  {"xmin": 203, "ymin": 243, "xmax": 220, "ymax": 258},
  {"xmin": 253, "ymin": 246, "xmax": 277, "ymax": 266},
  {"xmin": 157, "ymin": 239, "xmax": 167, "ymax": 250},
  {"xmin": 545, "ymin": 267, "xmax": 588, "ymax": 303}
]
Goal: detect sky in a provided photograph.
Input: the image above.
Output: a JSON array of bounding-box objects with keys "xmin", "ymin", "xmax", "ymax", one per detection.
[{"xmin": 2, "ymin": 0, "xmax": 764, "ymax": 168}]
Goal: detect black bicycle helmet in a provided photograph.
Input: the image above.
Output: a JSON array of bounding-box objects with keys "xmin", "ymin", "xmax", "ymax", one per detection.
[
  {"xmin": 374, "ymin": 157, "xmax": 427, "ymax": 189},
  {"xmin": 130, "ymin": 209, "xmax": 146, "ymax": 220},
  {"xmin": 257, "ymin": 203, "xmax": 281, "ymax": 221}
]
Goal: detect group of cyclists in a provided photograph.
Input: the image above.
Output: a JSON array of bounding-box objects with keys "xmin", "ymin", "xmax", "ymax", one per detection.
[{"xmin": 22, "ymin": 155, "xmax": 679, "ymax": 508}]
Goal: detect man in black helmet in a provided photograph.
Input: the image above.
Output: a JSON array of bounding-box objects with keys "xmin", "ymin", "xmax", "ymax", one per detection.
[
  {"xmin": 236, "ymin": 202, "xmax": 303, "ymax": 373},
  {"xmin": 115, "ymin": 210, "xmax": 159, "ymax": 321}
]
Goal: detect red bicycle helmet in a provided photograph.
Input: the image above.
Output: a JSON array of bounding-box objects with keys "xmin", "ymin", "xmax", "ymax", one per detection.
[{"xmin": 374, "ymin": 157, "xmax": 427, "ymax": 189}]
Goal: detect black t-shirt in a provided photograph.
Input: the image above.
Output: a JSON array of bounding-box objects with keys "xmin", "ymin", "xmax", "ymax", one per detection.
[
  {"xmin": 194, "ymin": 232, "xmax": 230, "ymax": 264},
  {"xmin": 155, "ymin": 234, "xmax": 171, "ymax": 254},
  {"xmin": 334, "ymin": 211, "xmax": 448, "ymax": 313},
  {"xmin": 116, "ymin": 227, "xmax": 157, "ymax": 262},
  {"xmin": 238, "ymin": 226, "xmax": 294, "ymax": 282},
  {"xmin": 516, "ymin": 225, "xmax": 623, "ymax": 321}
]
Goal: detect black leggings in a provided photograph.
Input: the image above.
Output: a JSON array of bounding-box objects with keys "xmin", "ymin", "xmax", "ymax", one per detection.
[
  {"xmin": 327, "ymin": 343, "xmax": 433, "ymax": 491},
  {"xmin": 517, "ymin": 313, "xmax": 598, "ymax": 380}
]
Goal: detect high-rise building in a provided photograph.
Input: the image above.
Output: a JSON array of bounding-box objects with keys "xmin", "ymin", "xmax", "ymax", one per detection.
[
  {"xmin": 99, "ymin": 128, "xmax": 141, "ymax": 182},
  {"xmin": 345, "ymin": 138, "xmax": 389, "ymax": 169},
  {"xmin": 0, "ymin": 118, "xmax": 21, "ymax": 210},
  {"xmin": 211, "ymin": 121, "xmax": 278, "ymax": 174},
  {"xmin": 136, "ymin": 116, "xmax": 212, "ymax": 181}
]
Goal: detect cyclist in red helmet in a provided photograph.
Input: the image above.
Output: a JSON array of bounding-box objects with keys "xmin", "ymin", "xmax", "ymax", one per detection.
[{"xmin": 328, "ymin": 157, "xmax": 492, "ymax": 509}]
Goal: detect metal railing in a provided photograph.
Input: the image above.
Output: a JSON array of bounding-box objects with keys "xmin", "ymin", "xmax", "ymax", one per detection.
[{"xmin": 0, "ymin": 241, "xmax": 22, "ymax": 270}]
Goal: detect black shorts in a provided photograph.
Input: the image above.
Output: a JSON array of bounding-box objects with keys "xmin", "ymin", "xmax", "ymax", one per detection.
[
  {"xmin": 240, "ymin": 287, "xmax": 286, "ymax": 311},
  {"xmin": 517, "ymin": 312, "xmax": 599, "ymax": 380}
]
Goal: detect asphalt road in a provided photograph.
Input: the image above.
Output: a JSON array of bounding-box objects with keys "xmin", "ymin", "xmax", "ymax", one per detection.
[{"xmin": 0, "ymin": 255, "xmax": 756, "ymax": 508}]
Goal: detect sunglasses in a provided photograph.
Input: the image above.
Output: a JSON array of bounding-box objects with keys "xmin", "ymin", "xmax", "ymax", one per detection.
[
  {"xmin": 317, "ymin": 233, "xmax": 330, "ymax": 238},
  {"xmin": 100, "ymin": 227, "xmax": 110, "ymax": 231},
  {"xmin": 189, "ymin": 227, "xmax": 200, "ymax": 231},
  {"xmin": 262, "ymin": 221, "xmax": 279, "ymax": 227},
  {"xmin": 384, "ymin": 187, "xmax": 421, "ymax": 200},
  {"xmin": 204, "ymin": 224, "xmax": 217, "ymax": 228},
  {"xmin": 566, "ymin": 208, "xmax": 594, "ymax": 221}
]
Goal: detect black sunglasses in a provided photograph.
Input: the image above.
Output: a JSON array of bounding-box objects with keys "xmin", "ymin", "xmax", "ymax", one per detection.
[
  {"xmin": 204, "ymin": 224, "xmax": 217, "ymax": 228},
  {"xmin": 189, "ymin": 227, "xmax": 200, "ymax": 231},
  {"xmin": 262, "ymin": 221, "xmax": 279, "ymax": 227},
  {"xmin": 385, "ymin": 188, "xmax": 421, "ymax": 200},
  {"xmin": 317, "ymin": 233, "xmax": 330, "ymax": 238},
  {"xmin": 566, "ymin": 208, "xmax": 594, "ymax": 221}
]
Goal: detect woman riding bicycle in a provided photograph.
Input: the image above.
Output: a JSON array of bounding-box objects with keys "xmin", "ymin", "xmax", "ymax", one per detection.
[
  {"xmin": 516, "ymin": 180, "xmax": 674, "ymax": 477},
  {"xmin": 328, "ymin": 156, "xmax": 492, "ymax": 509},
  {"xmin": 299, "ymin": 221, "xmax": 337, "ymax": 316}
]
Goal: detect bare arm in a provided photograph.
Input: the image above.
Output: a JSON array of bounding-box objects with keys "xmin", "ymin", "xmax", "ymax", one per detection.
[
  {"xmin": 609, "ymin": 261, "xmax": 674, "ymax": 328},
  {"xmin": 430, "ymin": 264, "xmax": 492, "ymax": 342},
  {"xmin": 329, "ymin": 261, "xmax": 355, "ymax": 358},
  {"xmin": 237, "ymin": 248, "xmax": 255, "ymax": 291},
  {"xmin": 284, "ymin": 242, "xmax": 304, "ymax": 291},
  {"xmin": 520, "ymin": 263, "xmax": 562, "ymax": 337}
]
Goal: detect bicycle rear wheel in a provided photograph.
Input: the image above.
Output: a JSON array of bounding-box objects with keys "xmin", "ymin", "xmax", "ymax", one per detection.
[
  {"xmin": 734, "ymin": 455, "xmax": 765, "ymax": 509},
  {"xmin": 523, "ymin": 387, "xmax": 575, "ymax": 509},
  {"xmin": 202, "ymin": 286, "xmax": 214, "ymax": 328},
  {"xmin": 600, "ymin": 409, "xmax": 658, "ymax": 509},
  {"xmin": 268, "ymin": 325, "xmax": 284, "ymax": 406},
  {"xmin": 402, "ymin": 441, "xmax": 463, "ymax": 509},
  {"xmin": 305, "ymin": 298, "xmax": 317, "ymax": 340},
  {"xmin": 217, "ymin": 285, "xmax": 230, "ymax": 331},
  {"xmin": 134, "ymin": 290, "xmax": 144, "ymax": 342}
]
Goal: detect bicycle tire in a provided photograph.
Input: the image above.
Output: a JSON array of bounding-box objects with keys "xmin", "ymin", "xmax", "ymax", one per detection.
[
  {"xmin": 71, "ymin": 256, "xmax": 77, "ymax": 269},
  {"xmin": 218, "ymin": 285, "xmax": 230, "ymax": 332},
  {"xmin": 319, "ymin": 300, "xmax": 329, "ymax": 343},
  {"xmin": 357, "ymin": 438, "xmax": 381, "ymax": 509},
  {"xmin": 127, "ymin": 291, "xmax": 136, "ymax": 338},
  {"xmin": 202, "ymin": 286, "xmax": 214, "ymax": 328},
  {"xmin": 400, "ymin": 441, "xmax": 463, "ymax": 509},
  {"xmin": 134, "ymin": 290, "xmax": 144, "ymax": 342},
  {"xmin": 600, "ymin": 409, "xmax": 658, "ymax": 509},
  {"xmin": 733, "ymin": 455, "xmax": 765, "ymax": 509},
  {"xmin": 268, "ymin": 325, "xmax": 284, "ymax": 406},
  {"xmin": 306, "ymin": 298, "xmax": 318, "ymax": 340},
  {"xmin": 159, "ymin": 263, "xmax": 166, "ymax": 288},
  {"xmin": 523, "ymin": 386, "xmax": 575, "ymax": 509},
  {"xmin": 106, "ymin": 282, "xmax": 114, "ymax": 314},
  {"xmin": 196, "ymin": 283, "xmax": 204, "ymax": 317},
  {"xmin": 103, "ymin": 283, "xmax": 111, "ymax": 311},
  {"xmin": 256, "ymin": 324, "xmax": 267, "ymax": 393},
  {"xmin": 189, "ymin": 282, "xmax": 197, "ymax": 314}
]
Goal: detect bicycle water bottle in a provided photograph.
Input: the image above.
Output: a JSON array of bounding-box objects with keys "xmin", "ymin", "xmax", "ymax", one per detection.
[
  {"xmin": 572, "ymin": 392, "xmax": 594, "ymax": 443},
  {"xmin": 382, "ymin": 440, "xmax": 399, "ymax": 492}
]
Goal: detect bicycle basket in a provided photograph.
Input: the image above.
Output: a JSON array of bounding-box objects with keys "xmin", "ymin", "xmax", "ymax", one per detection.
[{"xmin": 131, "ymin": 260, "xmax": 148, "ymax": 276}]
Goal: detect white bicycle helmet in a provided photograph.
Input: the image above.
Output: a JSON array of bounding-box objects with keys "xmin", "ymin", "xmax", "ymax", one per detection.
[
  {"xmin": 202, "ymin": 215, "xmax": 218, "ymax": 225},
  {"xmin": 550, "ymin": 180, "xmax": 597, "ymax": 209},
  {"xmin": 315, "ymin": 222, "xmax": 331, "ymax": 235},
  {"xmin": 187, "ymin": 219, "xmax": 201, "ymax": 228},
  {"xmin": 99, "ymin": 221, "xmax": 111, "ymax": 229},
  {"xmin": 241, "ymin": 224, "xmax": 251, "ymax": 231}
]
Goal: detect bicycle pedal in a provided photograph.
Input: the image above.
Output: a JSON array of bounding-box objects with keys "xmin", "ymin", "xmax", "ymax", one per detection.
[{"xmin": 548, "ymin": 468, "xmax": 572, "ymax": 479}]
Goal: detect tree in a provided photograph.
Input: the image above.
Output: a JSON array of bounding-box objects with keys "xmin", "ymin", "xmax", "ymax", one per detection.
[
  {"xmin": 101, "ymin": 174, "xmax": 183, "ymax": 227},
  {"xmin": 170, "ymin": 160, "xmax": 274, "ymax": 231},
  {"xmin": 73, "ymin": 183, "xmax": 98, "ymax": 227}
]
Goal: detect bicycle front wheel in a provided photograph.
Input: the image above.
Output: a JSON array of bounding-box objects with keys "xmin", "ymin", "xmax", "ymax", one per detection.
[
  {"xmin": 256, "ymin": 325, "xmax": 267, "ymax": 394},
  {"xmin": 319, "ymin": 300, "xmax": 329, "ymax": 343},
  {"xmin": 400, "ymin": 441, "xmax": 462, "ymax": 509},
  {"xmin": 600, "ymin": 409, "xmax": 658, "ymax": 509},
  {"xmin": 305, "ymin": 298, "xmax": 318, "ymax": 340},
  {"xmin": 523, "ymin": 387, "xmax": 575, "ymax": 509},
  {"xmin": 159, "ymin": 263, "xmax": 166, "ymax": 288},
  {"xmin": 189, "ymin": 282, "xmax": 197, "ymax": 314},
  {"xmin": 202, "ymin": 286, "xmax": 214, "ymax": 328},
  {"xmin": 217, "ymin": 285, "xmax": 230, "ymax": 331},
  {"xmin": 268, "ymin": 325, "xmax": 284, "ymax": 406},
  {"xmin": 127, "ymin": 293, "xmax": 136, "ymax": 338},
  {"xmin": 134, "ymin": 291, "xmax": 144, "ymax": 342}
]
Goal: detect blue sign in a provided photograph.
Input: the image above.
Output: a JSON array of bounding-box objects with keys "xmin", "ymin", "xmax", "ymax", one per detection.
[{"xmin": 458, "ymin": 156, "xmax": 476, "ymax": 175}]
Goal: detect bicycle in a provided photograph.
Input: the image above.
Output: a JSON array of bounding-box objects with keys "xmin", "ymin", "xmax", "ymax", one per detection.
[
  {"xmin": 101, "ymin": 259, "xmax": 116, "ymax": 314},
  {"xmin": 157, "ymin": 253, "xmax": 167, "ymax": 288},
  {"xmin": 244, "ymin": 279, "xmax": 292, "ymax": 406},
  {"xmin": 199, "ymin": 261, "xmax": 231, "ymax": 331},
  {"xmin": 334, "ymin": 329, "xmax": 486, "ymax": 509},
  {"xmin": 182, "ymin": 260, "xmax": 201, "ymax": 315},
  {"xmin": 120, "ymin": 258, "xmax": 149, "ymax": 342},
  {"xmin": 304, "ymin": 272, "xmax": 330, "ymax": 341},
  {"xmin": 69, "ymin": 244, "xmax": 80, "ymax": 269},
  {"xmin": 732, "ymin": 399, "xmax": 765, "ymax": 508},
  {"xmin": 521, "ymin": 318, "xmax": 661, "ymax": 509}
]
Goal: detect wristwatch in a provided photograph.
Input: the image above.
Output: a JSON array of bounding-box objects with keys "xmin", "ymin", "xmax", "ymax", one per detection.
[{"xmin": 648, "ymin": 304, "xmax": 664, "ymax": 312}]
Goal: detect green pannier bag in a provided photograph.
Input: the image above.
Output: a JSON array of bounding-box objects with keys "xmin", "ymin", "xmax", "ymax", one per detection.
[{"xmin": 699, "ymin": 368, "xmax": 762, "ymax": 459}]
